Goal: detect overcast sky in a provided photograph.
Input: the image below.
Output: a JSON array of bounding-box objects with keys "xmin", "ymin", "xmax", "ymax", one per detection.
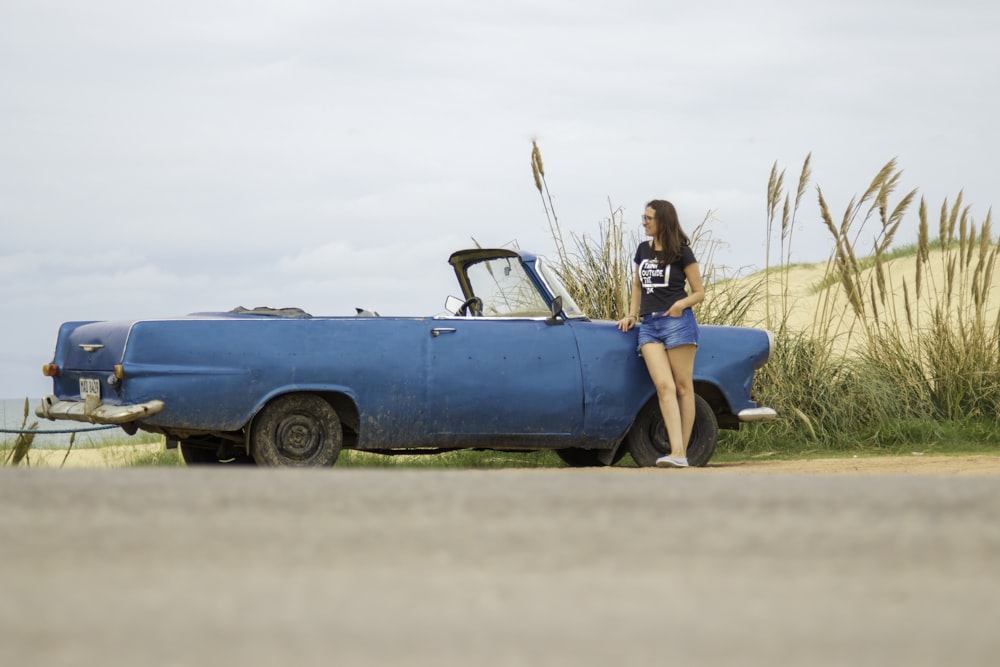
[{"xmin": 2, "ymin": 0, "xmax": 998, "ymax": 399}]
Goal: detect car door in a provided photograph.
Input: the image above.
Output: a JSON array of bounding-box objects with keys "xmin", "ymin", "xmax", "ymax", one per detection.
[{"xmin": 426, "ymin": 318, "xmax": 584, "ymax": 439}]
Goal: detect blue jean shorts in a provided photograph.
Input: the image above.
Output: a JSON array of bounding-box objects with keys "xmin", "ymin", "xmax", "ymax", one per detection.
[{"xmin": 636, "ymin": 308, "xmax": 699, "ymax": 352}]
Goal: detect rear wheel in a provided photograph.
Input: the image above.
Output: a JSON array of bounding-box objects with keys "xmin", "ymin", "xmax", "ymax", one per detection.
[
  {"xmin": 625, "ymin": 394, "xmax": 718, "ymax": 467},
  {"xmin": 250, "ymin": 394, "xmax": 342, "ymax": 467}
]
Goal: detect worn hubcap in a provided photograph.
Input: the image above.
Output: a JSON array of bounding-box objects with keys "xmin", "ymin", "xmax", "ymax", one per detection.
[{"xmin": 276, "ymin": 415, "xmax": 322, "ymax": 460}]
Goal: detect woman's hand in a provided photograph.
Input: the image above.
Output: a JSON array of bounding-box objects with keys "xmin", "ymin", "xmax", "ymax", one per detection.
[{"xmin": 617, "ymin": 315, "xmax": 637, "ymax": 332}]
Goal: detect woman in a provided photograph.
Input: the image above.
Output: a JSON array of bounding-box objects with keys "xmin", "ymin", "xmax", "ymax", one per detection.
[{"xmin": 617, "ymin": 200, "xmax": 705, "ymax": 468}]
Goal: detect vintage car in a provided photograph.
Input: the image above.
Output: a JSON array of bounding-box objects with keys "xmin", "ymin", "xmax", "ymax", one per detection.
[{"xmin": 36, "ymin": 248, "xmax": 776, "ymax": 467}]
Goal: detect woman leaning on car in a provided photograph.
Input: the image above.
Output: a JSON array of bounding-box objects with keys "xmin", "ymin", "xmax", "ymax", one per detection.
[{"xmin": 616, "ymin": 199, "xmax": 705, "ymax": 469}]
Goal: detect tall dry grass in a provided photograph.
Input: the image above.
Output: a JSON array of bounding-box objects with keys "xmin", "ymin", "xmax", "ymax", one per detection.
[
  {"xmin": 531, "ymin": 141, "xmax": 1000, "ymax": 452},
  {"xmin": 819, "ymin": 177, "xmax": 1000, "ymax": 421},
  {"xmin": 532, "ymin": 141, "xmax": 632, "ymax": 320},
  {"xmin": 531, "ymin": 141, "xmax": 760, "ymax": 325},
  {"xmin": 746, "ymin": 155, "xmax": 999, "ymax": 448},
  {"xmin": 2, "ymin": 398, "xmax": 38, "ymax": 466}
]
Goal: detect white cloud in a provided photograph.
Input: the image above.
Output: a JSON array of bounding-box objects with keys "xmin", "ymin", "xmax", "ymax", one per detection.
[{"xmin": 2, "ymin": 0, "xmax": 999, "ymax": 397}]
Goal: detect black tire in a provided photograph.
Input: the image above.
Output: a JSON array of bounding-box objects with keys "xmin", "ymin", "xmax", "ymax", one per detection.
[
  {"xmin": 625, "ymin": 394, "xmax": 718, "ymax": 467},
  {"xmin": 179, "ymin": 441, "xmax": 255, "ymax": 465},
  {"xmin": 250, "ymin": 394, "xmax": 342, "ymax": 467},
  {"xmin": 555, "ymin": 447, "xmax": 628, "ymax": 467}
]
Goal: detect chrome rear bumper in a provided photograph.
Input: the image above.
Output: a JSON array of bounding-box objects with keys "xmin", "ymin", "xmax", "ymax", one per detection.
[{"xmin": 36, "ymin": 395, "xmax": 165, "ymax": 425}]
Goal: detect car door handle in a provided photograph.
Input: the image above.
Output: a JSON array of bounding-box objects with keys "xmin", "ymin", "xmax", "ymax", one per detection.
[{"xmin": 431, "ymin": 327, "xmax": 457, "ymax": 337}]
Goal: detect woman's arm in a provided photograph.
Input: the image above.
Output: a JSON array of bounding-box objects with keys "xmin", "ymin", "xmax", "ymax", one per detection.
[
  {"xmin": 667, "ymin": 262, "xmax": 706, "ymax": 317},
  {"xmin": 617, "ymin": 266, "xmax": 643, "ymax": 332}
]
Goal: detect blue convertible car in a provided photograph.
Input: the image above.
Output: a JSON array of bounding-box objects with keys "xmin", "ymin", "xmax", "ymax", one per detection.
[{"xmin": 36, "ymin": 248, "xmax": 776, "ymax": 467}]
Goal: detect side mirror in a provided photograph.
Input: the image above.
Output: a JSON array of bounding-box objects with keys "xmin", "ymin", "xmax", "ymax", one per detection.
[
  {"xmin": 546, "ymin": 296, "xmax": 564, "ymax": 326},
  {"xmin": 444, "ymin": 295, "xmax": 463, "ymax": 315}
]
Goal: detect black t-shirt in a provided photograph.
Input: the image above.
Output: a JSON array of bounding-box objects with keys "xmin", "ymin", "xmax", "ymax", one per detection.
[{"xmin": 634, "ymin": 241, "xmax": 697, "ymax": 316}]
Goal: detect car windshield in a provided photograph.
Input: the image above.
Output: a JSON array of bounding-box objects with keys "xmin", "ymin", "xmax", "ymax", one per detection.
[
  {"xmin": 460, "ymin": 254, "xmax": 589, "ymax": 319},
  {"xmin": 465, "ymin": 256, "xmax": 551, "ymax": 317}
]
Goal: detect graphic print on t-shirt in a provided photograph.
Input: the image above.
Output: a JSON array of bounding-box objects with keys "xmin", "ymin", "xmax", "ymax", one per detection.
[{"xmin": 639, "ymin": 259, "xmax": 666, "ymax": 294}]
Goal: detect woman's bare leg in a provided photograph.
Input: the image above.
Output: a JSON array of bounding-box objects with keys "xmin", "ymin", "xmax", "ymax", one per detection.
[
  {"xmin": 666, "ymin": 344, "xmax": 698, "ymax": 453},
  {"xmin": 640, "ymin": 343, "xmax": 685, "ymax": 457}
]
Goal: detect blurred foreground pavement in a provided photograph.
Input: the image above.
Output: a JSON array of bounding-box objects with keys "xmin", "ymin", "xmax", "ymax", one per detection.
[{"xmin": 1, "ymin": 468, "xmax": 997, "ymax": 666}]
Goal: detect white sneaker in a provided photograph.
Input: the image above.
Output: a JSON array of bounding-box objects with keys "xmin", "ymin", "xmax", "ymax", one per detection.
[{"xmin": 655, "ymin": 456, "xmax": 689, "ymax": 468}]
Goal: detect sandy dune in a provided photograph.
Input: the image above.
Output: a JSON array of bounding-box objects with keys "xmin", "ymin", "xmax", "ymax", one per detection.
[{"xmin": 737, "ymin": 246, "xmax": 1000, "ymax": 351}]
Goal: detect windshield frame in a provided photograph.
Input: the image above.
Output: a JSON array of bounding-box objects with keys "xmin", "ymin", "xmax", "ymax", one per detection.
[{"xmin": 535, "ymin": 258, "xmax": 587, "ymax": 320}]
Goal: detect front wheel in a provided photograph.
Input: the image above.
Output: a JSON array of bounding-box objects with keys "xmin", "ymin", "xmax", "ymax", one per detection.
[
  {"xmin": 250, "ymin": 394, "xmax": 343, "ymax": 467},
  {"xmin": 625, "ymin": 394, "xmax": 718, "ymax": 467}
]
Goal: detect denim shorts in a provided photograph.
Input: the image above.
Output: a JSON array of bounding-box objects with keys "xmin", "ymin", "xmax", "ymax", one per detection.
[{"xmin": 636, "ymin": 308, "xmax": 699, "ymax": 352}]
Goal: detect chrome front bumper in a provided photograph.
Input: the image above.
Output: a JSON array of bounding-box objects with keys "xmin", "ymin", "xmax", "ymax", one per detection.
[
  {"xmin": 737, "ymin": 407, "xmax": 778, "ymax": 423},
  {"xmin": 36, "ymin": 395, "xmax": 165, "ymax": 425}
]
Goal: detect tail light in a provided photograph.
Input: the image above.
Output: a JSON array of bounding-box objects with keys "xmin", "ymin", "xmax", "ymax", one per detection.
[{"xmin": 42, "ymin": 363, "xmax": 59, "ymax": 377}]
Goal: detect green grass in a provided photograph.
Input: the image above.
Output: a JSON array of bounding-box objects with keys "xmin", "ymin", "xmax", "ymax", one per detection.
[{"xmin": 715, "ymin": 417, "xmax": 1000, "ymax": 461}]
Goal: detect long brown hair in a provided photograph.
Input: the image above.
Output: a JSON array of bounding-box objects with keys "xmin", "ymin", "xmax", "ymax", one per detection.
[{"xmin": 647, "ymin": 199, "xmax": 689, "ymax": 264}]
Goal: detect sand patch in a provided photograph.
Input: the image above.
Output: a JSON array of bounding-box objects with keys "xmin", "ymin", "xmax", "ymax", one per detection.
[{"xmin": 8, "ymin": 442, "xmax": 165, "ymax": 468}]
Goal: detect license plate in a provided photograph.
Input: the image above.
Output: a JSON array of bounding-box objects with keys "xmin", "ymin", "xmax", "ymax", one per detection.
[{"xmin": 80, "ymin": 377, "xmax": 101, "ymax": 399}]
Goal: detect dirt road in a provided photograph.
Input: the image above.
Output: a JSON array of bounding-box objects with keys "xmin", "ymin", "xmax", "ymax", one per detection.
[
  {"xmin": 1, "ymin": 467, "xmax": 998, "ymax": 666},
  {"xmin": 22, "ymin": 440, "xmax": 1000, "ymax": 475}
]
